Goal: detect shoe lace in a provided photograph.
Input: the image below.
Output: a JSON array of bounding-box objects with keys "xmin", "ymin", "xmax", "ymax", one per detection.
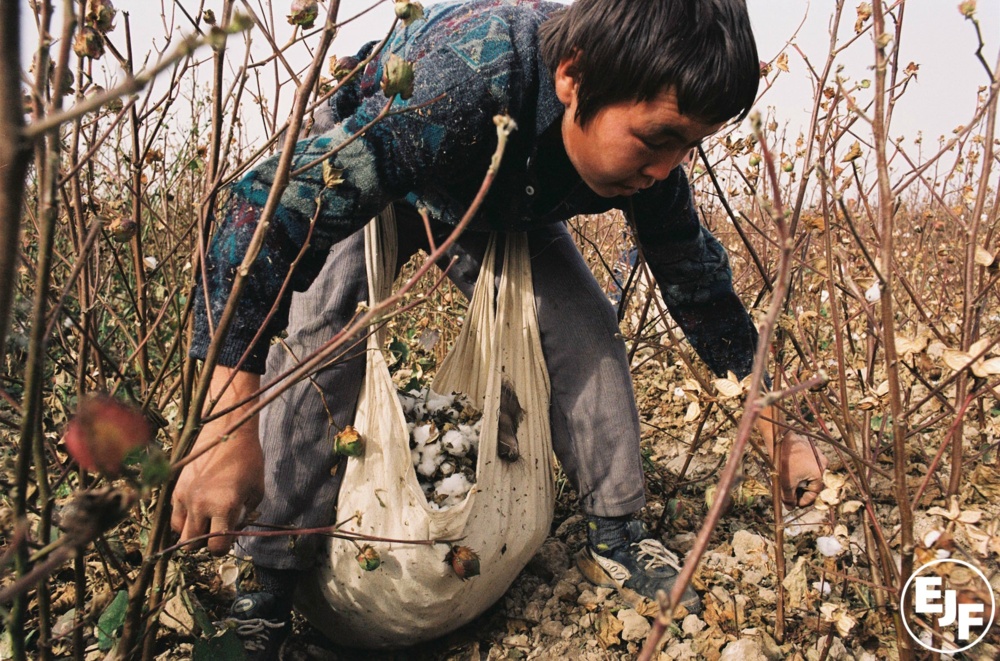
[
  {"xmin": 633, "ymin": 538, "xmax": 682, "ymax": 573},
  {"xmin": 221, "ymin": 616, "xmax": 287, "ymax": 652}
]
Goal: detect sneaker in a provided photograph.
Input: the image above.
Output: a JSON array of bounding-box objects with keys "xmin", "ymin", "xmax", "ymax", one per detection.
[
  {"xmin": 224, "ymin": 591, "xmax": 292, "ymax": 660},
  {"xmin": 576, "ymin": 516, "xmax": 702, "ymax": 614}
]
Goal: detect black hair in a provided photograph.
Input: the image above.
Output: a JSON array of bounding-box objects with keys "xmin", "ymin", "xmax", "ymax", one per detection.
[{"xmin": 538, "ymin": 0, "xmax": 760, "ymax": 126}]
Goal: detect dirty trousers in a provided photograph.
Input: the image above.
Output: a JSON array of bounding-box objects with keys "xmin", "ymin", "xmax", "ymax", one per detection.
[{"xmin": 241, "ymin": 208, "xmax": 646, "ymax": 570}]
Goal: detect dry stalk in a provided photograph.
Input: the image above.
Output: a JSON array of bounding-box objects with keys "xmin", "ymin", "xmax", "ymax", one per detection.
[
  {"xmin": 638, "ymin": 116, "xmax": 803, "ymax": 660},
  {"xmin": 871, "ymin": 2, "xmax": 913, "ymax": 657}
]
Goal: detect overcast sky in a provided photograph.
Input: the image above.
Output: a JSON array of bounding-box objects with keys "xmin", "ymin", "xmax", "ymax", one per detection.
[{"xmin": 19, "ymin": 0, "xmax": 1000, "ymax": 147}]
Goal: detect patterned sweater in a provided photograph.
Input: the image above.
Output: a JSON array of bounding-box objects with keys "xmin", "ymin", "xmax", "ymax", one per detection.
[{"xmin": 191, "ymin": 0, "xmax": 762, "ymax": 378}]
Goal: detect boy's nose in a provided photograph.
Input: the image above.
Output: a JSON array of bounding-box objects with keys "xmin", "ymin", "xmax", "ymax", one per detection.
[{"xmin": 642, "ymin": 150, "xmax": 686, "ymax": 181}]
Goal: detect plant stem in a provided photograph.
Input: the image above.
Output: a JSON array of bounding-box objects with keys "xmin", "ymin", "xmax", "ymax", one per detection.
[{"xmin": 871, "ymin": 2, "xmax": 914, "ymax": 658}]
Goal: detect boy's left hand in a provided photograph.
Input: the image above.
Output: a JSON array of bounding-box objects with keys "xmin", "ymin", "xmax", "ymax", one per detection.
[
  {"xmin": 777, "ymin": 432, "xmax": 828, "ymax": 507},
  {"xmin": 756, "ymin": 405, "xmax": 829, "ymax": 508}
]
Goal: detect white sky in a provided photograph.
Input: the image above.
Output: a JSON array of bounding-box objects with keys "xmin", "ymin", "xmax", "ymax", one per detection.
[{"xmin": 19, "ymin": 0, "xmax": 1000, "ymax": 147}]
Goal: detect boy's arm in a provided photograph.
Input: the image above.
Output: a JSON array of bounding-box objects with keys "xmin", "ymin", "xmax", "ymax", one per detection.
[
  {"xmin": 190, "ymin": 66, "xmax": 497, "ymax": 373},
  {"xmin": 631, "ymin": 168, "xmax": 827, "ymax": 506},
  {"xmin": 630, "ymin": 168, "xmax": 758, "ymax": 381},
  {"xmin": 171, "ymin": 366, "xmax": 262, "ymax": 554}
]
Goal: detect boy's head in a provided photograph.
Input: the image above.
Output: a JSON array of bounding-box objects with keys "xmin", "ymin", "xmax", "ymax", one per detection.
[{"xmin": 539, "ymin": 0, "xmax": 760, "ymax": 127}]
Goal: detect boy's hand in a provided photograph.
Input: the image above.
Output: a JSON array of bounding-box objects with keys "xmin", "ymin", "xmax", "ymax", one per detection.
[
  {"xmin": 756, "ymin": 405, "xmax": 829, "ymax": 508},
  {"xmin": 777, "ymin": 432, "xmax": 828, "ymax": 507},
  {"xmin": 170, "ymin": 368, "xmax": 263, "ymax": 555}
]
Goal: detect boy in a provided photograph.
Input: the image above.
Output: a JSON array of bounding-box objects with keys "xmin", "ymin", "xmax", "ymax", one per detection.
[{"xmin": 173, "ymin": 0, "xmax": 827, "ymax": 656}]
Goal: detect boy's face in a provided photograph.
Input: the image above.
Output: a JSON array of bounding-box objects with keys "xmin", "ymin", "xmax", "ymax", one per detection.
[{"xmin": 555, "ymin": 58, "xmax": 725, "ymax": 198}]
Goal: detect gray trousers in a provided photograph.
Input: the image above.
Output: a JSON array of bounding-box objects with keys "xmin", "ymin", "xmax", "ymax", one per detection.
[{"xmin": 241, "ymin": 207, "xmax": 646, "ymax": 569}]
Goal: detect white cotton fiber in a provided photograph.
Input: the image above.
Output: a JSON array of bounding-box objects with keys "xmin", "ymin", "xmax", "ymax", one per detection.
[
  {"xmin": 434, "ymin": 473, "xmax": 473, "ymax": 507},
  {"xmin": 417, "ymin": 441, "xmax": 444, "ymax": 478},
  {"xmin": 816, "ymin": 536, "xmax": 844, "ymax": 557},
  {"xmin": 424, "ymin": 390, "xmax": 453, "ymax": 414},
  {"xmin": 441, "ymin": 429, "xmax": 470, "ymax": 455},
  {"xmin": 411, "ymin": 422, "xmax": 435, "ymax": 447},
  {"xmin": 398, "ymin": 386, "xmax": 483, "ymax": 510}
]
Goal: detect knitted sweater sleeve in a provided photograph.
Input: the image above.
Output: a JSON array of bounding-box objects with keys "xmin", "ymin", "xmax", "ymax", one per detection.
[
  {"xmin": 190, "ymin": 38, "xmax": 501, "ymax": 373},
  {"xmin": 629, "ymin": 168, "xmax": 763, "ymax": 381}
]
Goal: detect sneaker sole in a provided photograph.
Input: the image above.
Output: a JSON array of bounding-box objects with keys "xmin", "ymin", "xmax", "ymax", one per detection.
[{"xmin": 575, "ymin": 549, "xmax": 701, "ymax": 615}]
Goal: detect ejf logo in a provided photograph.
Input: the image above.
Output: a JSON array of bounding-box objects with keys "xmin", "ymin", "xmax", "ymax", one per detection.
[{"xmin": 900, "ymin": 558, "xmax": 996, "ymax": 653}]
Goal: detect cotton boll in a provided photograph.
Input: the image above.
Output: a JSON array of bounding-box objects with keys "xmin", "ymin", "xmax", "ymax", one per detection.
[
  {"xmin": 465, "ymin": 420, "xmax": 483, "ymax": 451},
  {"xmin": 417, "ymin": 441, "xmax": 444, "ymax": 478},
  {"xmin": 816, "ymin": 536, "xmax": 844, "ymax": 557},
  {"xmin": 425, "ymin": 390, "xmax": 453, "ymax": 414},
  {"xmin": 442, "ymin": 429, "xmax": 470, "ymax": 456},
  {"xmin": 398, "ymin": 391, "xmax": 419, "ymax": 415},
  {"xmin": 813, "ymin": 580, "xmax": 832, "ymax": 595},
  {"xmin": 412, "ymin": 422, "xmax": 435, "ymax": 447},
  {"xmin": 401, "ymin": 385, "xmax": 482, "ymax": 509},
  {"xmin": 435, "ymin": 473, "xmax": 473, "ymax": 506}
]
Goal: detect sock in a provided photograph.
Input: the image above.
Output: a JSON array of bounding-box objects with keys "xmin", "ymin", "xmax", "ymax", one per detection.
[
  {"xmin": 586, "ymin": 514, "xmax": 646, "ymax": 555},
  {"xmin": 253, "ymin": 565, "xmax": 301, "ymax": 601}
]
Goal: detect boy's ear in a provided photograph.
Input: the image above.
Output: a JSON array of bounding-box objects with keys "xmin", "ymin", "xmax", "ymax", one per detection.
[{"xmin": 554, "ymin": 52, "xmax": 581, "ymax": 106}]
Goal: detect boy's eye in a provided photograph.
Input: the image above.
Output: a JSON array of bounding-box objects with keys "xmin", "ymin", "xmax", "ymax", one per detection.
[{"xmin": 638, "ymin": 134, "xmax": 693, "ymax": 151}]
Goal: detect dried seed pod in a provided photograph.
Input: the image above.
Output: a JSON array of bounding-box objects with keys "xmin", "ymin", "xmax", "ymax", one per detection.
[
  {"xmin": 381, "ymin": 54, "xmax": 415, "ymax": 100},
  {"xmin": 73, "ymin": 26, "xmax": 105, "ymax": 60},
  {"xmin": 445, "ymin": 545, "xmax": 480, "ymax": 580},
  {"xmin": 329, "ymin": 55, "xmax": 360, "ymax": 81},
  {"xmin": 287, "ymin": 0, "xmax": 319, "ymax": 29},
  {"xmin": 86, "ymin": 0, "xmax": 116, "ymax": 33},
  {"xmin": 107, "ymin": 216, "xmax": 137, "ymax": 242},
  {"xmin": 356, "ymin": 545, "xmax": 381, "ymax": 571},
  {"xmin": 333, "ymin": 425, "xmax": 364, "ymax": 457},
  {"xmin": 63, "ymin": 395, "xmax": 153, "ymax": 476},
  {"xmin": 393, "ymin": 1, "xmax": 424, "ymax": 25}
]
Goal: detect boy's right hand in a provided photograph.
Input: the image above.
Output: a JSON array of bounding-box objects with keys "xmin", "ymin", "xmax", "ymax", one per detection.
[{"xmin": 170, "ymin": 368, "xmax": 264, "ymax": 555}]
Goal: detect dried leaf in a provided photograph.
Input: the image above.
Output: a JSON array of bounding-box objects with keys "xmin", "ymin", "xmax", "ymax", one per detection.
[
  {"xmin": 928, "ymin": 505, "xmax": 955, "ymax": 519},
  {"xmin": 713, "ymin": 377, "xmax": 743, "ymax": 399},
  {"xmin": 895, "ymin": 335, "xmax": 928, "ymax": 356},
  {"xmin": 823, "ymin": 472, "xmax": 848, "ymax": 491},
  {"xmin": 776, "ymin": 52, "xmax": 789, "ymax": 72},
  {"xmin": 857, "ymin": 396, "xmax": 879, "ymax": 410},
  {"xmin": 322, "ymin": 160, "xmax": 345, "ymax": 188},
  {"xmin": 973, "ymin": 357, "xmax": 1000, "ymax": 377},
  {"xmin": 820, "ymin": 602, "xmax": 857, "ymax": 637},
  {"xmin": 782, "ymin": 557, "xmax": 809, "ymax": 610},
  {"xmin": 969, "ymin": 337, "xmax": 991, "ymax": 357},
  {"xmin": 818, "ymin": 487, "xmax": 841, "ymax": 508},
  {"xmin": 957, "ymin": 510, "xmax": 984, "ymax": 524},
  {"xmin": 942, "ymin": 349, "xmax": 973, "ymax": 372},
  {"xmin": 842, "ymin": 141, "xmax": 863, "ymax": 162},
  {"xmin": 159, "ymin": 593, "xmax": 194, "ymax": 633},
  {"xmin": 684, "ymin": 400, "xmax": 701, "ymax": 422},
  {"xmin": 841, "ymin": 500, "xmax": 864, "ymax": 514},
  {"xmin": 964, "ymin": 525, "xmax": 990, "ymax": 556},
  {"xmin": 975, "ymin": 245, "xmax": 995, "ymax": 266},
  {"xmin": 595, "ymin": 610, "xmax": 624, "ymax": 649}
]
